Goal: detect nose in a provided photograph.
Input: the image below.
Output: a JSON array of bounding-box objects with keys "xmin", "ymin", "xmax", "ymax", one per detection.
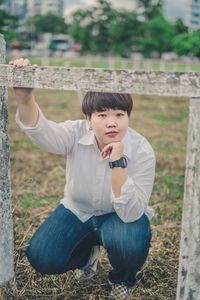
[{"xmin": 106, "ymin": 117, "xmax": 117, "ymax": 127}]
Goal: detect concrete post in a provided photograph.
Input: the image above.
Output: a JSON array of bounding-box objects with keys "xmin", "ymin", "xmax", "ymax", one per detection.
[
  {"xmin": 0, "ymin": 34, "xmax": 15, "ymax": 295},
  {"xmin": 176, "ymin": 98, "xmax": 200, "ymax": 300}
]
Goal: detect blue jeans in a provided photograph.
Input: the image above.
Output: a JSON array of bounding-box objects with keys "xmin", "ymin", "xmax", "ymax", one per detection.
[{"xmin": 26, "ymin": 204, "xmax": 152, "ymax": 287}]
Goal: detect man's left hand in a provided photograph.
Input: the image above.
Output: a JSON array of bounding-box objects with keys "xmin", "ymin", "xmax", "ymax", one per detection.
[{"xmin": 101, "ymin": 142, "xmax": 124, "ymax": 162}]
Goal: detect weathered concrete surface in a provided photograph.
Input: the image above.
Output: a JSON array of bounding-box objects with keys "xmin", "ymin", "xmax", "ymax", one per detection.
[
  {"xmin": 0, "ymin": 64, "xmax": 200, "ymax": 96},
  {"xmin": 0, "ymin": 35, "xmax": 14, "ymax": 287},
  {"xmin": 176, "ymin": 98, "xmax": 200, "ymax": 300}
]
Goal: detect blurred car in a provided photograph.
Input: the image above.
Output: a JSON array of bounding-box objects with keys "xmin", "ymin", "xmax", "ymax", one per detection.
[{"xmin": 49, "ymin": 39, "xmax": 71, "ymax": 52}]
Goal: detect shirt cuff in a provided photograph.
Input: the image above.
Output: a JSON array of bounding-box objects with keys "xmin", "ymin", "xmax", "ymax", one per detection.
[
  {"xmin": 111, "ymin": 176, "xmax": 136, "ymax": 205},
  {"xmin": 15, "ymin": 103, "xmax": 45, "ymax": 132}
]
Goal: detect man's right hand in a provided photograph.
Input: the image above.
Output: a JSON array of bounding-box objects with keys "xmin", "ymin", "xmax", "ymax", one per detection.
[
  {"xmin": 9, "ymin": 58, "xmax": 37, "ymax": 104},
  {"xmin": 9, "ymin": 58, "xmax": 39, "ymax": 127}
]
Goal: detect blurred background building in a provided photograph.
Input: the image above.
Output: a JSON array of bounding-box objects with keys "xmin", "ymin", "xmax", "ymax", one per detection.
[
  {"xmin": 1, "ymin": 0, "xmax": 64, "ymax": 19},
  {"xmin": 1, "ymin": 0, "xmax": 64, "ymax": 33},
  {"xmin": 28, "ymin": 0, "xmax": 64, "ymax": 16},
  {"xmin": 185, "ymin": 0, "xmax": 200, "ymax": 30}
]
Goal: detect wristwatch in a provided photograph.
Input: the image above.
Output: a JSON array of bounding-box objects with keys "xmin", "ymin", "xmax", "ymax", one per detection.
[{"xmin": 109, "ymin": 157, "xmax": 127, "ymax": 168}]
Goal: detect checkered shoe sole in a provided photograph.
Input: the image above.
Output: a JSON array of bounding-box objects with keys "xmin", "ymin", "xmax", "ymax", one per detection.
[
  {"xmin": 74, "ymin": 267, "xmax": 96, "ymax": 281},
  {"xmin": 108, "ymin": 280, "xmax": 133, "ymax": 299}
]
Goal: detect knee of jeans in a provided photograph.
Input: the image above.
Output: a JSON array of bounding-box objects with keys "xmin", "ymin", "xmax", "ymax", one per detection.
[
  {"xmin": 106, "ymin": 231, "xmax": 151, "ymax": 263},
  {"xmin": 26, "ymin": 238, "xmax": 69, "ymax": 275},
  {"xmin": 26, "ymin": 239, "xmax": 48, "ymax": 274}
]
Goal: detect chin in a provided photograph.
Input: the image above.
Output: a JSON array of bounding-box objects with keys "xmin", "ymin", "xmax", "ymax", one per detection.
[{"xmin": 106, "ymin": 137, "xmax": 121, "ymax": 144}]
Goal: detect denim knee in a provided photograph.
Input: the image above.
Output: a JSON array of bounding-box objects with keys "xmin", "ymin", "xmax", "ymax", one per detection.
[
  {"xmin": 26, "ymin": 236, "xmax": 70, "ymax": 275},
  {"xmin": 101, "ymin": 213, "xmax": 152, "ymax": 269},
  {"xmin": 25, "ymin": 204, "xmax": 94, "ymax": 274}
]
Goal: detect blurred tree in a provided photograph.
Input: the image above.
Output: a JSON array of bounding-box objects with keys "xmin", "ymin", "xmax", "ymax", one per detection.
[
  {"xmin": 69, "ymin": 9, "xmax": 94, "ymax": 52},
  {"xmin": 27, "ymin": 12, "xmax": 68, "ymax": 34},
  {"xmin": 108, "ymin": 11, "xmax": 141, "ymax": 57},
  {"xmin": 0, "ymin": 2, "xmax": 19, "ymax": 42},
  {"xmin": 174, "ymin": 18, "xmax": 188, "ymax": 34},
  {"xmin": 137, "ymin": 0, "xmax": 163, "ymax": 20},
  {"xmin": 69, "ymin": 0, "xmax": 189, "ymax": 58},
  {"xmin": 88, "ymin": 0, "xmax": 115, "ymax": 53},
  {"xmin": 190, "ymin": 29, "xmax": 200, "ymax": 57},
  {"xmin": 69, "ymin": 0, "xmax": 116, "ymax": 53},
  {"xmin": 69, "ymin": 0, "xmax": 141, "ymax": 56},
  {"xmin": 172, "ymin": 30, "xmax": 200, "ymax": 57},
  {"xmin": 137, "ymin": 14, "xmax": 175, "ymax": 57},
  {"xmin": 172, "ymin": 32, "xmax": 191, "ymax": 56}
]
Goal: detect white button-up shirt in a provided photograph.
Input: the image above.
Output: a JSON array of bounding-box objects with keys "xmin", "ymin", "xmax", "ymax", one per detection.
[{"xmin": 16, "ymin": 104, "xmax": 156, "ymax": 223}]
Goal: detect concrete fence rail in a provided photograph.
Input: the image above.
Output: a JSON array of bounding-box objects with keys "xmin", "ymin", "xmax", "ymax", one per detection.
[
  {"xmin": 1, "ymin": 64, "xmax": 200, "ymax": 97},
  {"xmin": 1, "ymin": 34, "xmax": 200, "ymax": 299}
]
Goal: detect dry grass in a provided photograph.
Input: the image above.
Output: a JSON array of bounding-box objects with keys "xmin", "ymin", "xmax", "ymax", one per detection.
[{"xmin": 4, "ymin": 88, "xmax": 189, "ymax": 299}]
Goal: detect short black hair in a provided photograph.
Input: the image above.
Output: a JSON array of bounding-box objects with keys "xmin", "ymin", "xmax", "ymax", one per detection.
[{"xmin": 82, "ymin": 92, "xmax": 133, "ymax": 117}]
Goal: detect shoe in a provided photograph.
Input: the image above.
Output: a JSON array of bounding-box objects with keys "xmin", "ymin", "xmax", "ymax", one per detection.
[
  {"xmin": 74, "ymin": 246, "xmax": 101, "ymax": 281},
  {"xmin": 108, "ymin": 280, "xmax": 133, "ymax": 299},
  {"xmin": 74, "ymin": 266, "xmax": 96, "ymax": 281}
]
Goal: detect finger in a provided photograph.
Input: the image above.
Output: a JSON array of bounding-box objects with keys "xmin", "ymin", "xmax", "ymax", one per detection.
[
  {"xmin": 18, "ymin": 58, "xmax": 24, "ymax": 67},
  {"xmin": 13, "ymin": 59, "xmax": 21, "ymax": 67},
  {"xmin": 23, "ymin": 58, "xmax": 31, "ymax": 66},
  {"xmin": 102, "ymin": 152, "xmax": 108, "ymax": 158},
  {"xmin": 101, "ymin": 149, "xmax": 108, "ymax": 157},
  {"xmin": 102, "ymin": 151, "xmax": 108, "ymax": 158},
  {"xmin": 14, "ymin": 58, "xmax": 24, "ymax": 67},
  {"xmin": 101, "ymin": 144, "xmax": 113, "ymax": 153},
  {"xmin": 9, "ymin": 61, "xmax": 14, "ymax": 65},
  {"xmin": 101, "ymin": 147, "xmax": 112, "ymax": 158},
  {"xmin": 13, "ymin": 59, "xmax": 19, "ymax": 66},
  {"xmin": 101, "ymin": 147, "xmax": 108, "ymax": 156}
]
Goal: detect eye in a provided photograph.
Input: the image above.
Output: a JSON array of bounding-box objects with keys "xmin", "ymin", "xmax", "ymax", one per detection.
[
  {"xmin": 98, "ymin": 113, "xmax": 106, "ymax": 118},
  {"xmin": 116, "ymin": 113, "xmax": 124, "ymax": 117}
]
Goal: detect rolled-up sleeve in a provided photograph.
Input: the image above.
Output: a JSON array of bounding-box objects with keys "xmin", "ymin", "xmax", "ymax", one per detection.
[
  {"xmin": 16, "ymin": 103, "xmax": 75, "ymax": 155},
  {"xmin": 111, "ymin": 140, "xmax": 156, "ymax": 223}
]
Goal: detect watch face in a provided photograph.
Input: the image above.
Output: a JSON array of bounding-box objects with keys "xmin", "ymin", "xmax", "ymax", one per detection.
[{"xmin": 120, "ymin": 157, "xmax": 127, "ymax": 168}]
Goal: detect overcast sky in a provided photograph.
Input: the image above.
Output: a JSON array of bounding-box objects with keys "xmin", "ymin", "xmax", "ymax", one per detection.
[{"xmin": 64, "ymin": 0, "xmax": 186, "ymax": 21}]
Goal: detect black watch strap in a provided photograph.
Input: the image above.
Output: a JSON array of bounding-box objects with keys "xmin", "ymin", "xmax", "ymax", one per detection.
[{"xmin": 109, "ymin": 157, "xmax": 127, "ymax": 168}]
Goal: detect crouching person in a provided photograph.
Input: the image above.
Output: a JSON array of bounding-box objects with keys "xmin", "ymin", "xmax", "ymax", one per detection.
[{"xmin": 10, "ymin": 58, "xmax": 156, "ymax": 299}]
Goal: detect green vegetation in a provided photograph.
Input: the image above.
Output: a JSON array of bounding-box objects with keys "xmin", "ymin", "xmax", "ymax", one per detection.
[
  {"xmin": 27, "ymin": 12, "xmax": 68, "ymax": 34},
  {"xmin": 0, "ymin": 5, "xmax": 18, "ymax": 42},
  {"xmin": 2, "ymin": 0, "xmax": 200, "ymax": 58},
  {"xmin": 68, "ymin": 0, "xmax": 199, "ymax": 58},
  {"xmin": 92, "ymin": 61, "xmax": 109, "ymax": 68},
  {"xmin": 29, "ymin": 57, "xmax": 42, "ymax": 66}
]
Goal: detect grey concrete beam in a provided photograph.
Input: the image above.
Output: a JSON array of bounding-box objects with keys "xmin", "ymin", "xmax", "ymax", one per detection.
[
  {"xmin": 0, "ymin": 64, "xmax": 200, "ymax": 96},
  {"xmin": 0, "ymin": 35, "xmax": 15, "ymax": 289},
  {"xmin": 176, "ymin": 98, "xmax": 200, "ymax": 300}
]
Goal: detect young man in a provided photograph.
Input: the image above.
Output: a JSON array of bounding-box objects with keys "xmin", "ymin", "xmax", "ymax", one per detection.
[{"xmin": 10, "ymin": 58, "xmax": 156, "ymax": 299}]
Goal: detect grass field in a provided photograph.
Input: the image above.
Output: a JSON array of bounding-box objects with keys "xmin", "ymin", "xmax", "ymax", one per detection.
[
  {"xmin": 26, "ymin": 57, "xmax": 200, "ymax": 72},
  {"xmin": 6, "ymin": 88, "xmax": 189, "ymax": 299}
]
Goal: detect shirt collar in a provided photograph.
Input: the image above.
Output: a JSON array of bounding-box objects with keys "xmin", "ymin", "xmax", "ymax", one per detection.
[
  {"xmin": 78, "ymin": 123, "xmax": 96, "ymax": 146},
  {"xmin": 78, "ymin": 125, "xmax": 132, "ymax": 160}
]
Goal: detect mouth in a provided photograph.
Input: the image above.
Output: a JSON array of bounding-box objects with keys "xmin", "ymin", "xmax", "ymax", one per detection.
[{"xmin": 106, "ymin": 131, "xmax": 118, "ymax": 137}]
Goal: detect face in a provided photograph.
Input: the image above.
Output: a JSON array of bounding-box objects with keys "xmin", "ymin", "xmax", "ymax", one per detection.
[{"xmin": 87, "ymin": 109, "xmax": 129, "ymax": 151}]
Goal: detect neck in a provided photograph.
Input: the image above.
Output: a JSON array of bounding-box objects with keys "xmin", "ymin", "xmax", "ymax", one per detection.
[{"xmin": 95, "ymin": 137, "xmax": 104, "ymax": 152}]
